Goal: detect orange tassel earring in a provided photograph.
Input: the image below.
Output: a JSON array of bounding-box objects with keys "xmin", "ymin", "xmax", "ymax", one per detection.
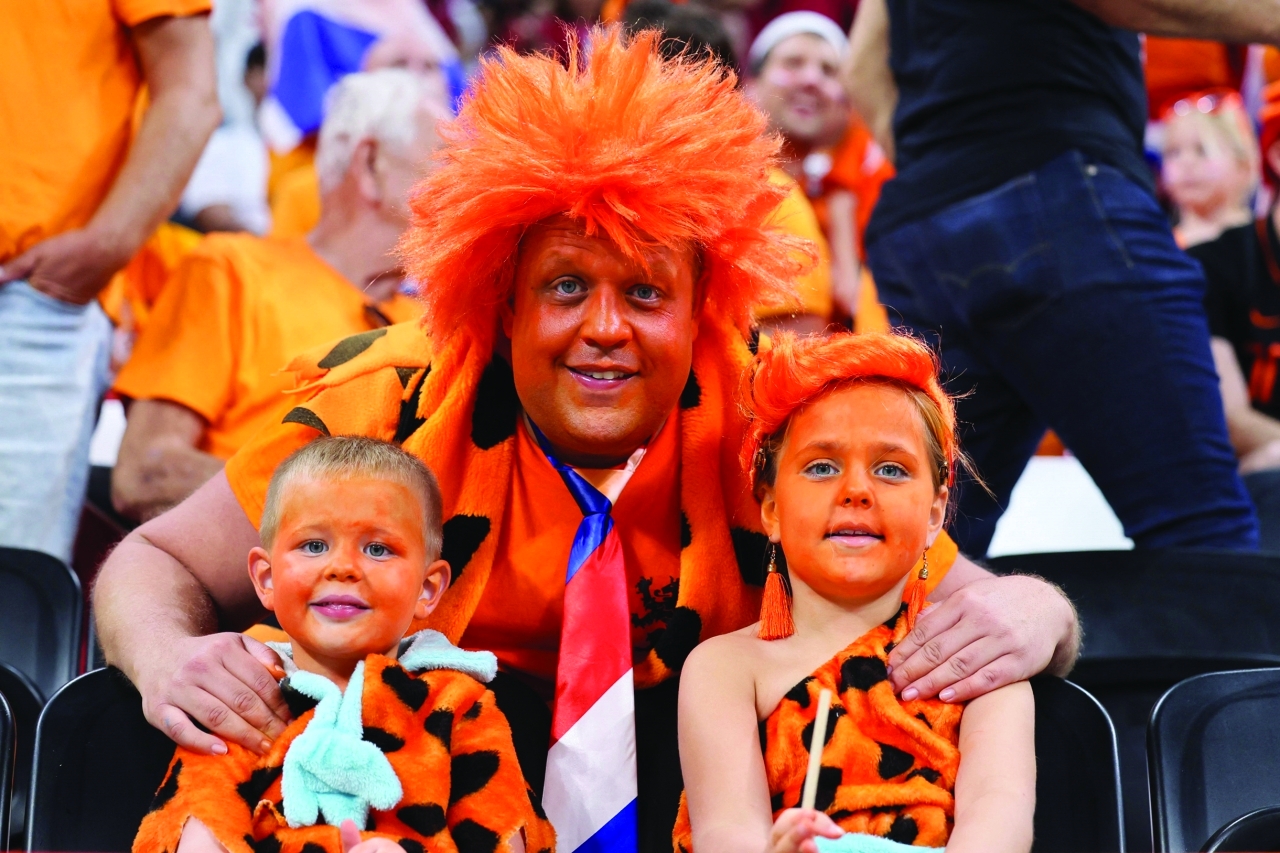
[
  {"xmin": 759, "ymin": 543, "xmax": 795, "ymax": 640},
  {"xmin": 906, "ymin": 549, "xmax": 929, "ymax": 631}
]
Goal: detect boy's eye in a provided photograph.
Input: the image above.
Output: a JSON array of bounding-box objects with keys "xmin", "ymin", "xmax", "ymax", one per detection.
[
  {"xmin": 301, "ymin": 540, "xmax": 327, "ymax": 555},
  {"xmin": 804, "ymin": 461, "xmax": 839, "ymax": 478},
  {"xmin": 631, "ymin": 284, "xmax": 658, "ymax": 301},
  {"xmin": 365, "ymin": 543, "xmax": 391, "ymax": 558},
  {"xmin": 553, "ymin": 278, "xmax": 584, "ymax": 296}
]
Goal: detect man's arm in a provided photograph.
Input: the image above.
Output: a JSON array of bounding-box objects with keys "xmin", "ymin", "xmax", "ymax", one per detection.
[
  {"xmin": 1069, "ymin": 0, "xmax": 1280, "ymax": 43},
  {"xmin": 843, "ymin": 0, "xmax": 896, "ymax": 162},
  {"xmin": 94, "ymin": 471, "xmax": 290, "ymax": 755},
  {"xmin": 112, "ymin": 399, "xmax": 225, "ymax": 523},
  {"xmin": 0, "ymin": 15, "xmax": 219, "ymax": 303},
  {"xmin": 887, "ymin": 553, "xmax": 1081, "ymax": 702},
  {"xmin": 1211, "ymin": 337, "xmax": 1280, "ymax": 473}
]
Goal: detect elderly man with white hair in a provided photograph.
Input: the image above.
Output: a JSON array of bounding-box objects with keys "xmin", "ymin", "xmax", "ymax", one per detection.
[{"xmin": 110, "ymin": 70, "xmax": 447, "ymax": 523}]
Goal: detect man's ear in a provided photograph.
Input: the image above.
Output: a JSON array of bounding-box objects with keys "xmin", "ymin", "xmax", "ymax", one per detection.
[
  {"xmin": 500, "ymin": 297, "xmax": 516, "ymax": 340},
  {"xmin": 414, "ymin": 559, "xmax": 453, "ymax": 621},
  {"xmin": 924, "ymin": 484, "xmax": 949, "ymax": 548},
  {"xmin": 248, "ymin": 546, "xmax": 276, "ymax": 611},
  {"xmin": 349, "ymin": 137, "xmax": 382, "ymax": 204}
]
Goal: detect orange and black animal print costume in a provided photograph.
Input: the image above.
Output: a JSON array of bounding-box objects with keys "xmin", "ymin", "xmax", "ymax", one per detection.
[
  {"xmin": 133, "ymin": 652, "xmax": 555, "ymax": 853},
  {"xmin": 672, "ymin": 606, "xmax": 964, "ymax": 850}
]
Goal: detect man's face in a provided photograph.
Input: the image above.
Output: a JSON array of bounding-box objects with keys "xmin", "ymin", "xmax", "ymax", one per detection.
[
  {"xmin": 747, "ymin": 33, "xmax": 846, "ymax": 145},
  {"xmin": 505, "ymin": 220, "xmax": 700, "ymax": 465},
  {"xmin": 380, "ymin": 107, "xmax": 445, "ymax": 225}
]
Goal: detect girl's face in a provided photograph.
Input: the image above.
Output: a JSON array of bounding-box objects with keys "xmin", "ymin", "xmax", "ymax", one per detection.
[
  {"xmin": 1163, "ymin": 116, "xmax": 1253, "ymax": 215},
  {"xmin": 760, "ymin": 383, "xmax": 948, "ymax": 607}
]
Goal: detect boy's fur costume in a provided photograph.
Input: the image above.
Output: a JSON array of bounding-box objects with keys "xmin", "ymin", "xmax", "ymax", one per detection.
[
  {"xmin": 671, "ymin": 606, "xmax": 964, "ymax": 849},
  {"xmin": 134, "ymin": 633, "xmax": 555, "ymax": 853}
]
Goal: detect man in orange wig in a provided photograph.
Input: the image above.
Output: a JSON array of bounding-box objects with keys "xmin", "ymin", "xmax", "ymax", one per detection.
[{"xmin": 94, "ymin": 28, "xmax": 1079, "ymax": 853}]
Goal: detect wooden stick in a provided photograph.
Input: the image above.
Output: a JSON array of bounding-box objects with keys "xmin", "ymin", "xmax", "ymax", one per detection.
[{"xmin": 800, "ymin": 689, "xmax": 833, "ymax": 810}]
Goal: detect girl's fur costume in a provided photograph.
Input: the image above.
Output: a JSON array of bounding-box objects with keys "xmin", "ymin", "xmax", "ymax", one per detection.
[
  {"xmin": 671, "ymin": 607, "xmax": 963, "ymax": 850},
  {"xmin": 133, "ymin": 633, "xmax": 555, "ymax": 853}
]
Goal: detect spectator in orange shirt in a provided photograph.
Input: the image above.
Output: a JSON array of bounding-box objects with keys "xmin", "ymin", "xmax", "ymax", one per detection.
[
  {"xmin": 110, "ymin": 70, "xmax": 443, "ymax": 523},
  {"xmin": 745, "ymin": 12, "xmax": 893, "ymax": 327},
  {"xmin": 0, "ymin": 1, "xmax": 220, "ymax": 563}
]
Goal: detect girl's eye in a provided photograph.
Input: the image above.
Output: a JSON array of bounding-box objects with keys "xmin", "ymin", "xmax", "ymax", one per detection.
[
  {"xmin": 632, "ymin": 284, "xmax": 658, "ymax": 301},
  {"xmin": 805, "ymin": 461, "xmax": 838, "ymax": 477},
  {"xmin": 554, "ymin": 278, "xmax": 584, "ymax": 296},
  {"xmin": 301, "ymin": 540, "xmax": 327, "ymax": 555},
  {"xmin": 875, "ymin": 462, "xmax": 908, "ymax": 479},
  {"xmin": 366, "ymin": 543, "xmax": 390, "ymax": 558}
]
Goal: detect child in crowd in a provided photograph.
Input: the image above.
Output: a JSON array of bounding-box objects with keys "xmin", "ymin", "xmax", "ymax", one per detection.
[
  {"xmin": 1161, "ymin": 89, "xmax": 1259, "ymax": 247},
  {"xmin": 134, "ymin": 437, "xmax": 554, "ymax": 853},
  {"xmin": 675, "ymin": 333, "xmax": 1035, "ymax": 853}
]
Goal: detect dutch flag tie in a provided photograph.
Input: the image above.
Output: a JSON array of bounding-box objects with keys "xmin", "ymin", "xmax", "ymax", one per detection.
[{"xmin": 533, "ymin": 427, "xmax": 639, "ymax": 853}]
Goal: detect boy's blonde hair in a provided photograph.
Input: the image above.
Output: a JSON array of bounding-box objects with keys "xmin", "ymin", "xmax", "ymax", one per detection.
[{"xmin": 260, "ymin": 436, "xmax": 443, "ymax": 559}]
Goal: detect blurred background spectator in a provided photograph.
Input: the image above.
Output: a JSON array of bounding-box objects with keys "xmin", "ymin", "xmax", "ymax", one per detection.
[
  {"xmin": 1160, "ymin": 89, "xmax": 1259, "ymax": 248},
  {"xmin": 109, "ymin": 70, "xmax": 440, "ymax": 523},
  {"xmin": 0, "ymin": 1, "xmax": 219, "ymax": 564}
]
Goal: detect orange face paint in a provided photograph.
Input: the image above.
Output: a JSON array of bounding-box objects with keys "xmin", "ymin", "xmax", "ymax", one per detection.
[
  {"xmin": 248, "ymin": 476, "xmax": 445, "ymax": 686},
  {"xmin": 505, "ymin": 218, "xmax": 701, "ymax": 467},
  {"xmin": 761, "ymin": 384, "xmax": 947, "ymax": 607}
]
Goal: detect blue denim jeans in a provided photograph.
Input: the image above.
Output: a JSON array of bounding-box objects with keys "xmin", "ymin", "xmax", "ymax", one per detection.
[
  {"xmin": 0, "ymin": 281, "xmax": 112, "ymax": 562},
  {"xmin": 867, "ymin": 149, "xmax": 1259, "ymax": 556}
]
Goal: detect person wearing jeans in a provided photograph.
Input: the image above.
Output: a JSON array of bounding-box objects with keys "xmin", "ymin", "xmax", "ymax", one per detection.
[
  {"xmin": 0, "ymin": 3, "xmax": 220, "ymax": 562},
  {"xmin": 847, "ymin": 0, "xmax": 1280, "ymax": 555}
]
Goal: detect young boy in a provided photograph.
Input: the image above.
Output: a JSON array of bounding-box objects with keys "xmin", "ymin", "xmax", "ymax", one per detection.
[{"xmin": 134, "ymin": 436, "xmax": 555, "ymax": 853}]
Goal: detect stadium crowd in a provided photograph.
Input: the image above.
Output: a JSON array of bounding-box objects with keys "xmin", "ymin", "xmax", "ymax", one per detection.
[{"xmin": 5, "ymin": 0, "xmax": 1280, "ymax": 852}]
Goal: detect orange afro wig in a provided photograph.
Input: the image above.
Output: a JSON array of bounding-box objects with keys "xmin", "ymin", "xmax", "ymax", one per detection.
[
  {"xmin": 399, "ymin": 25, "xmax": 808, "ymax": 351},
  {"xmin": 741, "ymin": 331, "xmax": 958, "ymax": 494}
]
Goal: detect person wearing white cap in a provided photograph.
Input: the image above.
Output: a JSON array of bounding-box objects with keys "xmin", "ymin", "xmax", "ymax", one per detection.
[{"xmin": 746, "ymin": 11, "xmax": 885, "ymax": 326}]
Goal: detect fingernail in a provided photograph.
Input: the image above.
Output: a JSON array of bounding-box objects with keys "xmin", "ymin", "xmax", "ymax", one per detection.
[
  {"xmin": 885, "ymin": 665, "xmax": 893, "ymax": 676},
  {"xmin": 260, "ymin": 739, "xmax": 273, "ymax": 753},
  {"xmin": 940, "ymin": 688, "xmax": 956, "ymax": 702},
  {"xmin": 211, "ymin": 741, "xmax": 228, "ymax": 755},
  {"xmin": 901, "ymin": 687, "xmax": 918, "ymax": 701}
]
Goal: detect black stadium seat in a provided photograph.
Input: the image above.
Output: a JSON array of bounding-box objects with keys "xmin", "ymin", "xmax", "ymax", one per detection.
[
  {"xmin": 0, "ymin": 548, "xmax": 83, "ymax": 700},
  {"xmin": 1029, "ymin": 676, "xmax": 1125, "ymax": 852},
  {"xmin": 0, "ymin": 684, "xmax": 13, "ymax": 845},
  {"xmin": 1202, "ymin": 806, "xmax": 1280, "ymax": 852},
  {"xmin": 27, "ymin": 668, "xmax": 175, "ymax": 853},
  {"xmin": 1148, "ymin": 668, "xmax": 1280, "ymax": 852},
  {"xmin": 988, "ymin": 549, "xmax": 1280, "ymax": 851},
  {"xmin": 0, "ymin": 661, "xmax": 44, "ymax": 847}
]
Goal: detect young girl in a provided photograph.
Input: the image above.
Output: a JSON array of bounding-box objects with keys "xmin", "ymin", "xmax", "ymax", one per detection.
[
  {"xmin": 1161, "ymin": 89, "xmax": 1259, "ymax": 248},
  {"xmin": 675, "ymin": 333, "xmax": 1035, "ymax": 853}
]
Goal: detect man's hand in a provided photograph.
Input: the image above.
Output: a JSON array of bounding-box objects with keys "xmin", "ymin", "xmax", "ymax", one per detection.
[
  {"xmin": 0, "ymin": 226, "xmax": 133, "ymax": 305},
  {"xmin": 137, "ymin": 632, "xmax": 291, "ymax": 756},
  {"xmin": 888, "ymin": 573, "xmax": 1079, "ymax": 702}
]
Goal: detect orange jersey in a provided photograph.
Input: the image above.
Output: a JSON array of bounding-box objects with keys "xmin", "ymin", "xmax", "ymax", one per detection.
[
  {"xmin": 113, "ymin": 233, "xmax": 420, "ymax": 459},
  {"xmin": 461, "ymin": 416, "xmax": 683, "ymax": 687},
  {"xmin": 760, "ymin": 170, "xmax": 832, "ymax": 322},
  {"xmin": 673, "ymin": 605, "xmax": 964, "ymax": 850},
  {"xmin": 98, "ymin": 221, "xmax": 203, "ymax": 332},
  {"xmin": 0, "ymin": 0, "xmax": 211, "ymax": 263},
  {"xmin": 813, "ymin": 121, "xmax": 895, "ymax": 256}
]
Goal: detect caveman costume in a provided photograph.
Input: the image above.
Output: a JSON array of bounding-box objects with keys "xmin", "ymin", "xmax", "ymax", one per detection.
[
  {"xmin": 225, "ymin": 27, "xmax": 960, "ymax": 853},
  {"xmin": 135, "ymin": 632, "xmax": 556, "ymax": 853}
]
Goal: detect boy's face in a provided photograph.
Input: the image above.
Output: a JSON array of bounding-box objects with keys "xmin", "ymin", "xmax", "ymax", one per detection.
[{"xmin": 248, "ymin": 476, "xmax": 450, "ymax": 669}]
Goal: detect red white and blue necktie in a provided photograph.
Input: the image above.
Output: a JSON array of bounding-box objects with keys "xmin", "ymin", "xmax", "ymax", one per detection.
[{"xmin": 533, "ymin": 425, "xmax": 639, "ymax": 853}]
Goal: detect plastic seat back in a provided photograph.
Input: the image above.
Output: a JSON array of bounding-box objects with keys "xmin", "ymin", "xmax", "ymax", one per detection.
[
  {"xmin": 1030, "ymin": 676, "xmax": 1124, "ymax": 852},
  {"xmin": 27, "ymin": 668, "xmax": 175, "ymax": 853},
  {"xmin": 0, "ymin": 548, "xmax": 82, "ymax": 700},
  {"xmin": 1203, "ymin": 805, "xmax": 1280, "ymax": 852},
  {"xmin": 0, "ymin": 662, "xmax": 43, "ymax": 848},
  {"xmin": 1148, "ymin": 668, "xmax": 1280, "ymax": 852},
  {"xmin": 0, "ymin": 685, "xmax": 12, "ymax": 845},
  {"xmin": 988, "ymin": 549, "xmax": 1280, "ymax": 851}
]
